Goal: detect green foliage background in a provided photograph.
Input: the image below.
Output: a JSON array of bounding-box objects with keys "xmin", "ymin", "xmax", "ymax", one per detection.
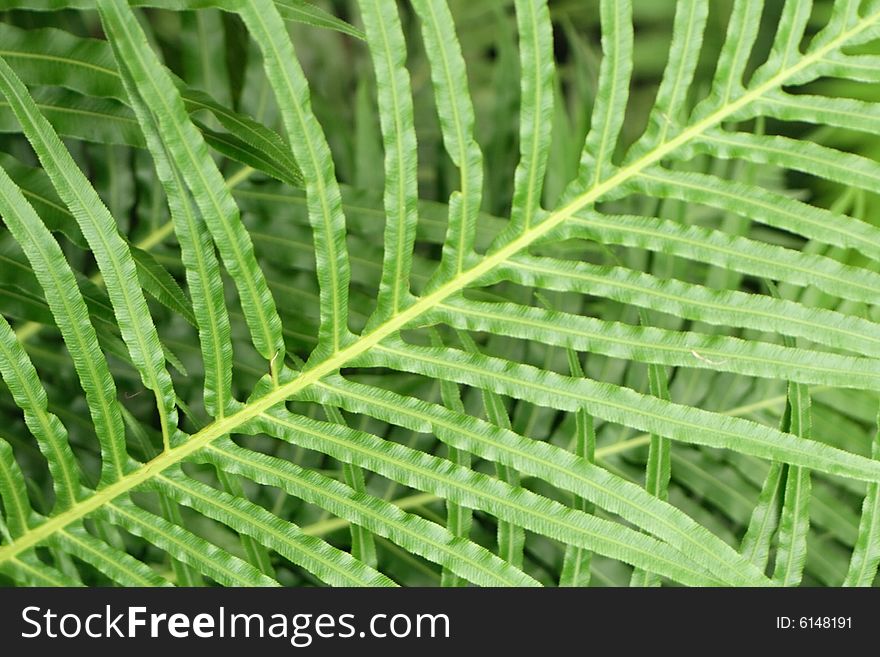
[{"xmin": 0, "ymin": 0, "xmax": 879, "ymax": 587}]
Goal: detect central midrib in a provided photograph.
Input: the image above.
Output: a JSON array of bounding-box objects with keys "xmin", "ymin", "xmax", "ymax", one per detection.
[{"xmin": 1, "ymin": 10, "xmax": 877, "ymax": 564}]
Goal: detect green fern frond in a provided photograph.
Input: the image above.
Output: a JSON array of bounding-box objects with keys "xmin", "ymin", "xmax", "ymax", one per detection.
[{"xmin": 0, "ymin": 0, "xmax": 879, "ymax": 588}]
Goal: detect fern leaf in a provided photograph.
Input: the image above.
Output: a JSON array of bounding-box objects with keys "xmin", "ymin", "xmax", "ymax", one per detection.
[
  {"xmin": 555, "ymin": 209, "xmax": 880, "ymax": 308},
  {"xmin": 457, "ymin": 330, "xmax": 525, "ymax": 569},
  {"xmin": 0, "ymin": 436, "xmax": 31, "ymax": 538},
  {"xmin": 740, "ymin": 461, "xmax": 785, "ymax": 572},
  {"xmin": 773, "ymin": 382, "xmax": 811, "ymax": 586},
  {"xmin": 634, "ymin": 0, "xmax": 709, "ymax": 155},
  {"xmin": 573, "ymin": 0, "xmax": 632, "ymax": 191},
  {"xmin": 557, "ymin": 348, "xmax": 596, "ymax": 587},
  {"xmin": 106, "ymin": 34, "xmax": 235, "ymax": 418},
  {"xmin": 0, "ymin": 56, "xmax": 179, "ymax": 450},
  {"xmin": 53, "ymin": 523, "xmax": 171, "ymax": 587},
  {"xmin": 201, "ymin": 437, "xmax": 540, "ymax": 587},
  {"xmin": 0, "ymin": 22, "xmax": 302, "ymax": 187},
  {"xmin": 96, "ymin": 496, "xmax": 277, "ymax": 587},
  {"xmin": 151, "ymin": 466, "xmax": 390, "ymax": 587},
  {"xmin": 0, "ymin": 164, "xmax": 127, "ymax": 484},
  {"xmin": 505, "ymin": 0, "xmax": 554, "ymax": 236},
  {"xmin": 357, "ymin": 0, "xmax": 419, "ymax": 321},
  {"xmin": 631, "ymin": 169, "xmax": 880, "ymax": 264},
  {"xmin": 236, "ymin": 0, "xmax": 353, "ymax": 357},
  {"xmin": 843, "ymin": 415, "xmax": 880, "ymax": 586},
  {"xmin": 3, "ymin": 0, "xmax": 880, "ymax": 590},
  {"xmin": 425, "ymin": 297, "xmax": 880, "ymax": 389},
  {"xmin": 429, "ymin": 331, "xmax": 473, "ymax": 588},
  {"xmin": 305, "ymin": 377, "xmax": 768, "ymax": 586},
  {"xmin": 322, "ymin": 404, "xmax": 377, "ymax": 569},
  {"xmin": 1, "ymin": 551, "xmax": 80, "ymax": 586},
  {"xmin": 98, "ymin": 0, "xmax": 285, "ymax": 377},
  {"xmin": 630, "ymin": 344, "xmax": 672, "ymax": 588},
  {"xmin": 411, "ymin": 0, "xmax": 483, "ymax": 280},
  {"xmin": 751, "ymin": 91, "xmax": 880, "ymax": 134},
  {"xmin": 253, "ymin": 408, "xmax": 725, "ymax": 586},
  {"xmin": 491, "ymin": 254, "xmax": 880, "ymax": 358},
  {"xmin": 705, "ymin": 0, "xmax": 763, "ymax": 109},
  {"xmin": 368, "ymin": 340, "xmax": 880, "ymax": 483},
  {"xmin": 0, "ymin": 315, "xmax": 80, "ymax": 510}
]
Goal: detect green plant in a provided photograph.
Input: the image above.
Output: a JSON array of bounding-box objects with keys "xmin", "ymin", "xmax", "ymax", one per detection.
[{"xmin": 0, "ymin": 0, "xmax": 879, "ymax": 587}]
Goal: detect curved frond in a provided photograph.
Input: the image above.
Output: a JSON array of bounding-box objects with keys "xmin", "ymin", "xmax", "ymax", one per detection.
[{"xmin": 1, "ymin": 0, "xmax": 879, "ymax": 589}]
